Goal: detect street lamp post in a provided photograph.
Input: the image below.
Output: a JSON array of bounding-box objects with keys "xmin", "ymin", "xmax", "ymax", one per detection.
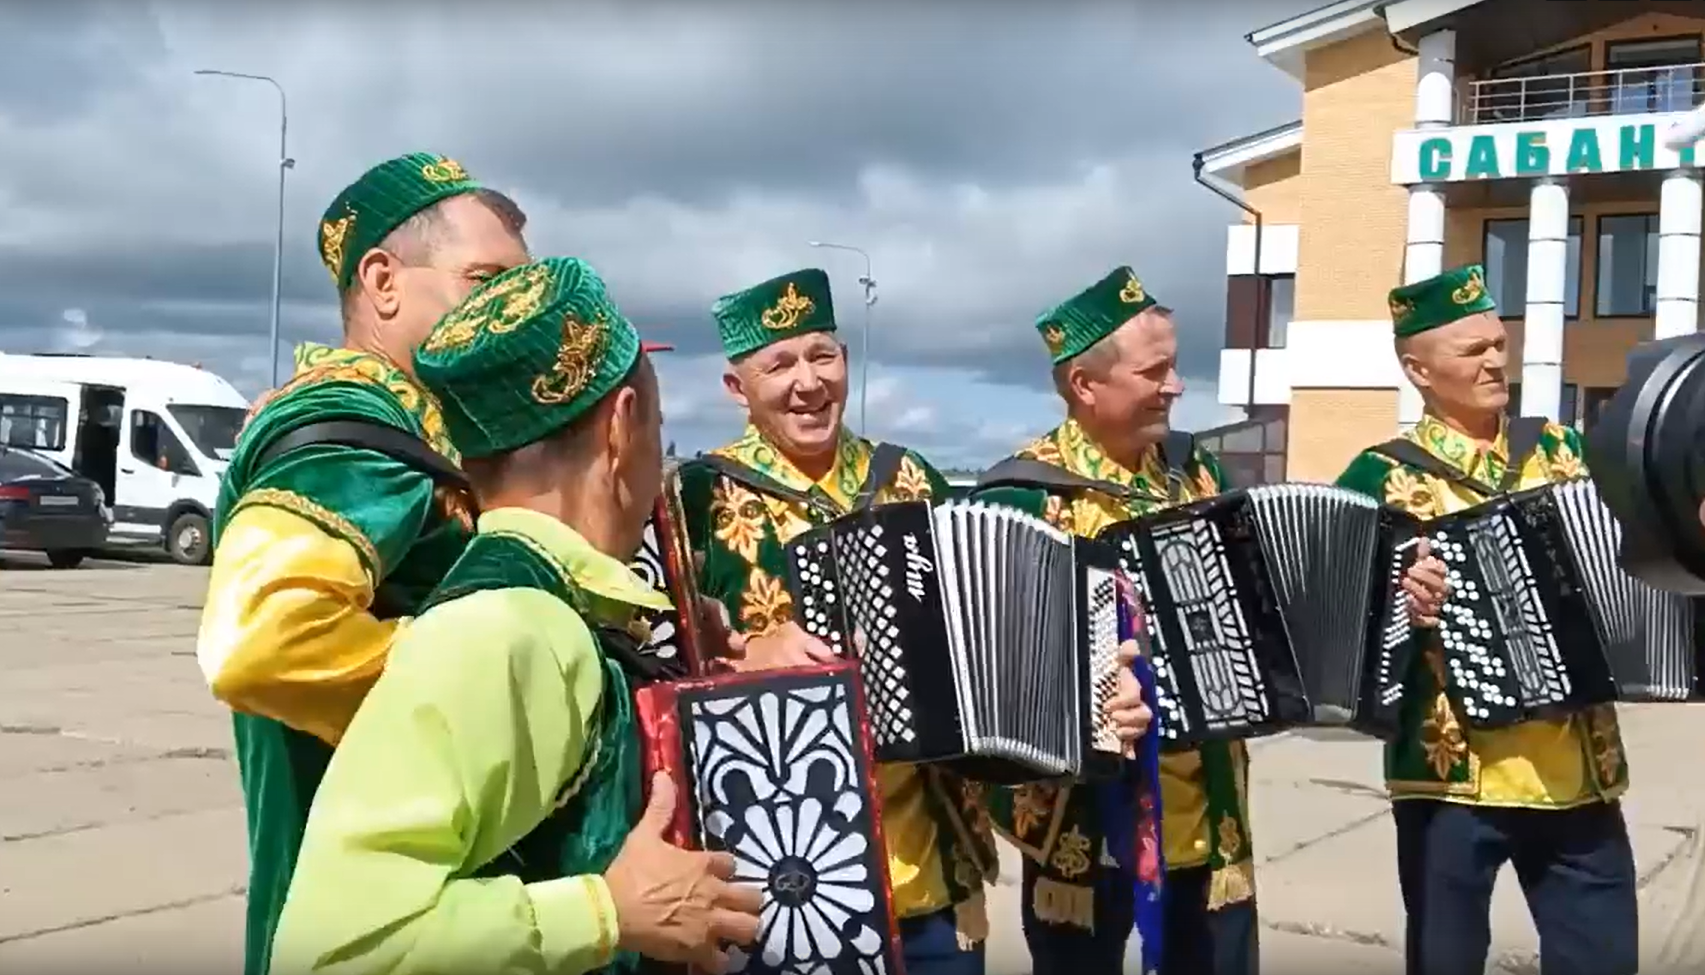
[
  {"xmin": 194, "ymin": 69, "xmax": 294, "ymax": 388},
  {"xmin": 807, "ymin": 240, "xmax": 877, "ymax": 435}
]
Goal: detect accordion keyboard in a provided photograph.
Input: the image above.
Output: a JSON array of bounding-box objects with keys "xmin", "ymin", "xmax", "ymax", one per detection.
[{"xmin": 1085, "ymin": 569, "xmax": 1124, "ymax": 757}]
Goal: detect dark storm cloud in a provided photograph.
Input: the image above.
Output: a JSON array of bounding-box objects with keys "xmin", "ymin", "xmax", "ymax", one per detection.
[{"xmin": 0, "ymin": 0, "xmax": 1301, "ymax": 405}]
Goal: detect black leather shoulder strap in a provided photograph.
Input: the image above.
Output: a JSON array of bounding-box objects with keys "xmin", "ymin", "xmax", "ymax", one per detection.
[
  {"xmin": 852, "ymin": 442, "xmax": 908, "ymax": 512},
  {"xmin": 1160, "ymin": 430, "xmax": 1195, "ymax": 502},
  {"xmin": 975, "ymin": 456, "xmax": 1133, "ymax": 499},
  {"xmin": 1370, "ymin": 437, "xmax": 1495, "ymax": 496},
  {"xmin": 1501, "ymin": 416, "xmax": 1549, "ymax": 491},
  {"xmin": 253, "ymin": 419, "xmax": 471, "ymax": 493},
  {"xmin": 692, "ymin": 453, "xmax": 838, "ymax": 517}
]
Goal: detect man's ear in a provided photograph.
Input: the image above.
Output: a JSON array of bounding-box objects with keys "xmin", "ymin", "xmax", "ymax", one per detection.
[
  {"xmin": 1067, "ymin": 363, "xmax": 1095, "ymax": 408},
  {"xmin": 722, "ymin": 366, "xmax": 750, "ymax": 411},
  {"xmin": 1396, "ymin": 340, "xmax": 1430, "ymax": 391},
  {"xmin": 604, "ymin": 385, "xmax": 641, "ymax": 469},
  {"xmin": 354, "ymin": 249, "xmax": 401, "ymax": 320}
]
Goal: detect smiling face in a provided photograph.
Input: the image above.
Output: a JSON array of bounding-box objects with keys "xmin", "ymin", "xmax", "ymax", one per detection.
[
  {"xmin": 722, "ymin": 330, "xmax": 848, "ymax": 464},
  {"xmin": 1399, "ymin": 310, "xmax": 1511, "ymax": 419}
]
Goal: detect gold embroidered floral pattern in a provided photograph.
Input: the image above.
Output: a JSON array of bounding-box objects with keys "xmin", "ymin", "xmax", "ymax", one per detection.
[
  {"xmin": 710, "ymin": 479, "xmax": 767, "ymax": 563},
  {"xmin": 1049, "ymin": 826, "xmax": 1093, "ymax": 879},
  {"xmin": 533, "ymin": 312, "xmax": 609, "ymax": 404},
  {"xmin": 1419, "ymin": 690, "xmax": 1468, "ymax": 779},
  {"xmin": 1550, "ymin": 439, "xmax": 1585, "ymax": 480},
  {"xmin": 1389, "ymin": 295, "xmax": 1415, "ymax": 323},
  {"xmin": 1586, "ymin": 705, "xmax": 1624, "ymax": 785},
  {"xmin": 274, "ymin": 345, "xmax": 457, "ymax": 461},
  {"xmin": 1453, "ymin": 266, "xmax": 1487, "ymax": 305},
  {"xmin": 435, "ymin": 485, "xmax": 476, "ymax": 533},
  {"xmin": 420, "ymin": 157, "xmax": 469, "ymax": 183},
  {"xmin": 1041, "ymin": 323, "xmax": 1066, "ymax": 355},
  {"xmin": 890, "ymin": 457, "xmax": 933, "ymax": 500},
  {"xmin": 1216, "ymin": 817, "xmax": 1244, "ymax": 862},
  {"xmin": 422, "ymin": 262, "xmax": 553, "ymax": 353},
  {"xmin": 760, "ymin": 281, "xmax": 814, "ymax": 331},
  {"xmin": 319, "ymin": 207, "xmax": 355, "ymax": 281},
  {"xmin": 1383, "ymin": 468, "xmax": 1443, "ymax": 518},
  {"xmin": 1119, "ymin": 272, "xmax": 1146, "ymax": 304},
  {"xmin": 234, "ymin": 487, "xmax": 381, "ymax": 582},
  {"xmin": 1041, "ymin": 494, "xmax": 1073, "ymax": 532},
  {"xmin": 1012, "ymin": 783, "xmax": 1058, "ymax": 838},
  {"xmin": 739, "ymin": 568, "xmax": 793, "ymax": 636}
]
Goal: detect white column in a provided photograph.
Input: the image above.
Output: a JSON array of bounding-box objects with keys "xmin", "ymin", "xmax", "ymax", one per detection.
[
  {"xmin": 1655, "ymin": 169, "xmax": 1703, "ymax": 339},
  {"xmin": 1520, "ymin": 178, "xmax": 1569, "ymax": 422},
  {"xmin": 1399, "ymin": 28, "xmax": 1456, "ymax": 429}
]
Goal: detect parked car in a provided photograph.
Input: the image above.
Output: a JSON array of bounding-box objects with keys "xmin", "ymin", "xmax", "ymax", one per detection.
[{"xmin": 0, "ymin": 445, "xmax": 112, "ymax": 568}]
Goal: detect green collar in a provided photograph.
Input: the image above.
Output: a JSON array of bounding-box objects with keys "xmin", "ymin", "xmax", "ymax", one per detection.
[{"xmin": 476, "ymin": 507, "xmax": 671, "ymax": 614}]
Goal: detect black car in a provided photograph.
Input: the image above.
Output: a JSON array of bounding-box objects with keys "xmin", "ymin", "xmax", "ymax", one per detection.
[{"xmin": 0, "ymin": 446, "xmax": 112, "ymax": 568}]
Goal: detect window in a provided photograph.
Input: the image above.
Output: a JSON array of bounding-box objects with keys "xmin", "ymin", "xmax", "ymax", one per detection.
[
  {"xmin": 0, "ymin": 447, "xmax": 64, "ymax": 480},
  {"xmin": 1505, "ymin": 382, "xmax": 1580, "ymax": 425},
  {"xmin": 167, "ymin": 404, "xmax": 245, "ymax": 460},
  {"xmin": 1483, "ymin": 217, "xmax": 1583, "ymax": 319},
  {"xmin": 1486, "ymin": 46, "xmax": 1593, "ymax": 122},
  {"xmin": 130, "ymin": 410, "xmax": 198, "ymax": 477},
  {"xmin": 1596, "ymin": 214, "xmax": 1658, "ymax": 317},
  {"xmin": 1607, "ymin": 38, "xmax": 1702, "ymax": 116},
  {"xmin": 1266, "ymin": 275, "xmax": 1294, "ymax": 348},
  {"xmin": 0, "ymin": 394, "xmax": 69, "ymax": 451}
]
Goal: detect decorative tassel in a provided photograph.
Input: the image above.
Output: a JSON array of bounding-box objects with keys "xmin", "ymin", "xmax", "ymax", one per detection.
[
  {"xmin": 954, "ymin": 889, "xmax": 990, "ymax": 948},
  {"xmin": 1206, "ymin": 859, "xmax": 1255, "ymax": 912},
  {"xmin": 1030, "ymin": 877, "xmax": 1095, "ymax": 931}
]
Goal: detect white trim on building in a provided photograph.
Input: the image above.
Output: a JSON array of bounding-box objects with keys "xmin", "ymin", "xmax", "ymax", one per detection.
[
  {"xmin": 1225, "ymin": 224, "xmax": 1300, "ymax": 276},
  {"xmin": 1198, "ymin": 122, "xmax": 1304, "ymax": 184},
  {"xmin": 1218, "ymin": 320, "xmax": 1406, "ymax": 408},
  {"xmin": 1245, "ymin": 0, "xmax": 1386, "ymax": 80},
  {"xmin": 1381, "ymin": 0, "xmax": 1487, "ymax": 36}
]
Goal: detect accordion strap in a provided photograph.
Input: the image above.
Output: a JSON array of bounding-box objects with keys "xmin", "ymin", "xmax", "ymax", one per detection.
[
  {"xmin": 253, "ymin": 419, "xmax": 474, "ymax": 498},
  {"xmin": 1160, "ymin": 430, "xmax": 1196, "ymax": 502},
  {"xmin": 695, "ymin": 441, "xmax": 910, "ymax": 518},
  {"xmin": 1371, "ymin": 415, "xmax": 1549, "ymax": 497}
]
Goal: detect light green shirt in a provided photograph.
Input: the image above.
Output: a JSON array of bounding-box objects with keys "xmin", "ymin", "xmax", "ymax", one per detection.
[{"xmin": 271, "ymin": 507, "xmax": 672, "ymax": 975}]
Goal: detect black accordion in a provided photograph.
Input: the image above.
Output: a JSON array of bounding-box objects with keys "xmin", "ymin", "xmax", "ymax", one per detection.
[
  {"xmin": 629, "ymin": 462, "xmax": 709, "ymax": 679},
  {"xmin": 1427, "ymin": 477, "xmax": 1703, "ymax": 727},
  {"xmin": 781, "ymin": 499, "xmax": 1130, "ymax": 784},
  {"xmin": 1097, "ymin": 484, "xmax": 1422, "ymax": 748}
]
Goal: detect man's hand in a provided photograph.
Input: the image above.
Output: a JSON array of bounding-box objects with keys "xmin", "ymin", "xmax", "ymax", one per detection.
[
  {"xmin": 1108, "ymin": 639, "xmax": 1154, "ymax": 746},
  {"xmin": 604, "ymin": 773, "xmax": 763, "ymax": 972},
  {"xmin": 729, "ymin": 621, "xmax": 837, "ymax": 672},
  {"xmin": 1402, "ymin": 537, "xmax": 1450, "ymax": 629}
]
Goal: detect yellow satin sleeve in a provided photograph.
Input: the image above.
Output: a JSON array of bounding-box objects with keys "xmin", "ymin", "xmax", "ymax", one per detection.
[{"xmin": 196, "ymin": 504, "xmax": 399, "ymax": 746}]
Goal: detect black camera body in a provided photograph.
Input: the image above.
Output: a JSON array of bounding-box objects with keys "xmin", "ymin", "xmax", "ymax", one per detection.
[{"xmin": 1587, "ymin": 333, "xmax": 1705, "ymax": 594}]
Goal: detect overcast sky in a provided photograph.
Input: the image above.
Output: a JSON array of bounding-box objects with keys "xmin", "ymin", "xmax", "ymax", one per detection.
[{"xmin": 0, "ymin": 1, "xmax": 1301, "ymax": 468}]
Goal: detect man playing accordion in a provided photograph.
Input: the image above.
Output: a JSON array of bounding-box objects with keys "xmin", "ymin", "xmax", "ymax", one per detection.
[
  {"xmin": 672, "ymin": 267, "xmax": 1155, "ymax": 975},
  {"xmin": 271, "ymin": 258, "xmax": 763, "ymax": 975},
  {"xmin": 1335, "ymin": 265, "xmax": 1637, "ymax": 975},
  {"xmin": 969, "ymin": 267, "xmax": 1258, "ymax": 975}
]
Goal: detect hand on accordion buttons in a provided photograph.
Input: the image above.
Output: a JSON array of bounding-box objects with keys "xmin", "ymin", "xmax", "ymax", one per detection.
[
  {"xmin": 605, "ymin": 772, "xmax": 764, "ymax": 972},
  {"xmin": 1109, "ymin": 639, "xmax": 1154, "ymax": 746},
  {"xmin": 726, "ymin": 620, "xmax": 839, "ymax": 672},
  {"xmin": 1402, "ymin": 537, "xmax": 1451, "ymax": 629}
]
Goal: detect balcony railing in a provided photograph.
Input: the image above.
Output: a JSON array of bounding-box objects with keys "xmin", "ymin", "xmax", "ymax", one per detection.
[{"xmin": 1462, "ymin": 61, "xmax": 1705, "ymax": 126}]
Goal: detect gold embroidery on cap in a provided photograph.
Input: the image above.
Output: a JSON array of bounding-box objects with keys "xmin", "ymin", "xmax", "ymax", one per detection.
[
  {"xmin": 1452, "ymin": 268, "xmax": 1486, "ymax": 306},
  {"xmin": 1042, "ymin": 323, "xmax": 1067, "ymax": 355},
  {"xmin": 421, "ymin": 157, "xmax": 470, "ymax": 183},
  {"xmin": 533, "ymin": 311, "xmax": 609, "ymax": 404},
  {"xmin": 1389, "ymin": 296, "xmax": 1415, "ymax": 322},
  {"xmin": 1119, "ymin": 272, "xmax": 1146, "ymax": 304},
  {"xmin": 320, "ymin": 207, "xmax": 355, "ymax": 281},
  {"xmin": 423, "ymin": 263, "xmax": 553, "ymax": 353},
  {"xmin": 760, "ymin": 282, "xmax": 815, "ymax": 332}
]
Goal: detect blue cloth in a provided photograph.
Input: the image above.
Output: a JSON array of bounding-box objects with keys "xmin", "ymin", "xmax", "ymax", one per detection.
[
  {"xmin": 1159, "ymin": 865, "xmax": 1259, "ymax": 975},
  {"xmin": 899, "ymin": 908, "xmax": 984, "ymax": 975},
  {"xmin": 1393, "ymin": 798, "xmax": 1638, "ymax": 975}
]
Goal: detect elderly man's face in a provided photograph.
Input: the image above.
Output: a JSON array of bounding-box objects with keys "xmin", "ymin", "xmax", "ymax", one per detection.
[
  {"xmin": 722, "ymin": 331, "xmax": 848, "ymax": 463},
  {"xmin": 1064, "ymin": 309, "xmax": 1185, "ymax": 455},
  {"xmin": 388, "ymin": 195, "xmax": 531, "ymax": 355},
  {"xmin": 1399, "ymin": 311, "xmax": 1510, "ymax": 418}
]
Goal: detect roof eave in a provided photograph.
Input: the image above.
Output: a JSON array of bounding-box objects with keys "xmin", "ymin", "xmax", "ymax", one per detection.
[
  {"xmin": 1246, "ymin": 0, "xmax": 1387, "ymax": 79},
  {"xmin": 1197, "ymin": 121, "xmax": 1305, "ymax": 184}
]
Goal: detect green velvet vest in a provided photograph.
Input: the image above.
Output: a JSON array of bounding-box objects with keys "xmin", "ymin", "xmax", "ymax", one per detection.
[{"xmin": 425, "ymin": 531, "xmax": 645, "ymax": 974}]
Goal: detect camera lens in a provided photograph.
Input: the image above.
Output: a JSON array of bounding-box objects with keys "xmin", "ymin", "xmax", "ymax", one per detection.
[{"xmin": 1586, "ymin": 334, "xmax": 1705, "ymax": 593}]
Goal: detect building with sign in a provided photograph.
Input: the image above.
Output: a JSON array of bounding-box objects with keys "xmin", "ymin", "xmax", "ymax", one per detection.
[{"xmin": 1195, "ymin": 0, "xmax": 1705, "ymax": 482}]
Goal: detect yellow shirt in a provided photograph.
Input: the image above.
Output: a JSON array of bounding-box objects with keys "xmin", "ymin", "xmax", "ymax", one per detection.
[{"xmin": 272, "ymin": 508, "xmax": 671, "ymax": 975}]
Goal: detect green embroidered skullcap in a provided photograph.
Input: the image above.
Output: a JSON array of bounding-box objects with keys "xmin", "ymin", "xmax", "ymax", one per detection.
[
  {"xmin": 1389, "ymin": 264, "xmax": 1497, "ymax": 338},
  {"xmin": 1036, "ymin": 266, "xmax": 1157, "ymax": 364},
  {"xmin": 711, "ymin": 268, "xmax": 837, "ymax": 360},
  {"xmin": 318, "ymin": 152, "xmax": 484, "ymax": 291},
  {"xmin": 414, "ymin": 257, "xmax": 643, "ymax": 460}
]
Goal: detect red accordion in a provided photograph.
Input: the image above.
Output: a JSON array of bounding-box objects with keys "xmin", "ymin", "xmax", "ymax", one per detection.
[
  {"xmin": 630, "ymin": 462, "xmax": 710, "ymax": 677},
  {"xmin": 634, "ymin": 661, "xmax": 905, "ymax": 975}
]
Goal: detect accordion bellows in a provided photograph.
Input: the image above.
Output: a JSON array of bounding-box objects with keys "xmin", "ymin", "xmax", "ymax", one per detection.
[
  {"xmin": 630, "ymin": 462, "xmax": 708, "ymax": 678},
  {"xmin": 634, "ymin": 663, "xmax": 904, "ymax": 975},
  {"xmin": 1426, "ymin": 477, "xmax": 1704, "ymax": 727},
  {"xmin": 1098, "ymin": 483, "xmax": 1421, "ymax": 748},
  {"xmin": 781, "ymin": 499, "xmax": 1129, "ymax": 784}
]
